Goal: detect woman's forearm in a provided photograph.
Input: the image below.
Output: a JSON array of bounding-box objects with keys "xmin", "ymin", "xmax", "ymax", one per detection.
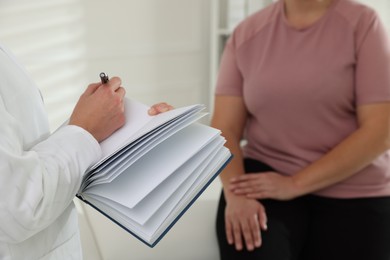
[
  {"xmin": 218, "ymin": 130, "xmax": 247, "ymax": 199},
  {"xmin": 292, "ymin": 119, "xmax": 390, "ymax": 196},
  {"xmin": 211, "ymin": 95, "xmax": 249, "ymax": 200}
]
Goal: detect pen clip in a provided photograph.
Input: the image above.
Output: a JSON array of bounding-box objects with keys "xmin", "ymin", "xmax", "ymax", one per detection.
[{"xmin": 100, "ymin": 72, "xmax": 109, "ymax": 84}]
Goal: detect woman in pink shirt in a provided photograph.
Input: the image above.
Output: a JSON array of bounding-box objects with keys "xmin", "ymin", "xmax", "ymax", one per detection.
[{"xmin": 212, "ymin": 0, "xmax": 390, "ymax": 259}]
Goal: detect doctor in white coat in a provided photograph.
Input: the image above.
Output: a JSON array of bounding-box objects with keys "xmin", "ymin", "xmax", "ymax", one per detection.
[{"xmin": 0, "ymin": 44, "xmax": 170, "ymax": 259}]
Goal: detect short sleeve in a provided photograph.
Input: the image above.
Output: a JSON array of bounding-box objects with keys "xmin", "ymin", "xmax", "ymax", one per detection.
[
  {"xmin": 215, "ymin": 35, "xmax": 244, "ymax": 96},
  {"xmin": 355, "ymin": 10, "xmax": 390, "ymax": 105}
]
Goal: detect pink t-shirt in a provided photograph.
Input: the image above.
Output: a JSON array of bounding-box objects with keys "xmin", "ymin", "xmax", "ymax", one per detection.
[{"xmin": 215, "ymin": 0, "xmax": 390, "ymax": 198}]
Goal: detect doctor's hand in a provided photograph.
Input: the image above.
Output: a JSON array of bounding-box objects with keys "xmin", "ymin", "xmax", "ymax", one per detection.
[
  {"xmin": 224, "ymin": 194, "xmax": 267, "ymax": 252},
  {"xmin": 229, "ymin": 172, "xmax": 299, "ymax": 201},
  {"xmin": 148, "ymin": 102, "xmax": 174, "ymax": 115},
  {"xmin": 69, "ymin": 77, "xmax": 126, "ymax": 143}
]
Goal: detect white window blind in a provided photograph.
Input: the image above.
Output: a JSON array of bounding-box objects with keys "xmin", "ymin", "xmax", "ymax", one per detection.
[
  {"xmin": 0, "ymin": 0, "xmax": 212, "ymax": 131},
  {"xmin": 0, "ymin": 0, "xmax": 89, "ymax": 130}
]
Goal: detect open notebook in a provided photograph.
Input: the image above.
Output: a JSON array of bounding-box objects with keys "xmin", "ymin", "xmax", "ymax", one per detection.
[{"xmin": 76, "ymin": 98, "xmax": 232, "ymax": 247}]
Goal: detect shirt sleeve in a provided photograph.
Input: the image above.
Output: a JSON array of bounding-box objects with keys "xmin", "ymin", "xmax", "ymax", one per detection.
[
  {"xmin": 0, "ymin": 98, "xmax": 102, "ymax": 243},
  {"xmin": 355, "ymin": 9, "xmax": 390, "ymax": 105},
  {"xmin": 215, "ymin": 34, "xmax": 244, "ymax": 96}
]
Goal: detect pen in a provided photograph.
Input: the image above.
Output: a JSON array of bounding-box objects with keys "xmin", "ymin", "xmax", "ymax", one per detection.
[{"xmin": 100, "ymin": 72, "xmax": 109, "ymax": 84}]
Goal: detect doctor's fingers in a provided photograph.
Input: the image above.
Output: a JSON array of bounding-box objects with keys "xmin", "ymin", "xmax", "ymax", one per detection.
[
  {"xmin": 114, "ymin": 86, "xmax": 126, "ymax": 99},
  {"xmin": 104, "ymin": 76, "xmax": 122, "ymax": 92},
  {"xmin": 148, "ymin": 102, "xmax": 174, "ymax": 115}
]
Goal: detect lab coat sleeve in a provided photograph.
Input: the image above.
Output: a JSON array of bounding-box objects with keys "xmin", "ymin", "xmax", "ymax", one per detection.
[{"xmin": 0, "ymin": 98, "xmax": 102, "ymax": 243}]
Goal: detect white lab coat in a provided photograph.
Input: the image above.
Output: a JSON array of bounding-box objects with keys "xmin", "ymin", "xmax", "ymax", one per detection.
[{"xmin": 0, "ymin": 45, "xmax": 102, "ymax": 259}]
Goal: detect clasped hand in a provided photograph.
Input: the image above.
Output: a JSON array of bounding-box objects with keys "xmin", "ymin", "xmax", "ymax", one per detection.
[
  {"xmin": 225, "ymin": 172, "xmax": 299, "ymax": 252},
  {"xmin": 229, "ymin": 171, "xmax": 299, "ymax": 201}
]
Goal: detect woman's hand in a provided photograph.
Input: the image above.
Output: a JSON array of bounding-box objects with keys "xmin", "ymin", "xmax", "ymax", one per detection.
[
  {"xmin": 224, "ymin": 195, "xmax": 267, "ymax": 251},
  {"xmin": 229, "ymin": 172, "xmax": 300, "ymax": 201}
]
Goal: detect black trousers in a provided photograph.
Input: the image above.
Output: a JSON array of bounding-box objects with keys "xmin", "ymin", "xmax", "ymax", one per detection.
[{"xmin": 216, "ymin": 158, "xmax": 390, "ymax": 260}]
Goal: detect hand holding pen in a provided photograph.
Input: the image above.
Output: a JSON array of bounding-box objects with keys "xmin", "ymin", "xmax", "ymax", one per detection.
[{"xmin": 69, "ymin": 73, "xmax": 126, "ymax": 142}]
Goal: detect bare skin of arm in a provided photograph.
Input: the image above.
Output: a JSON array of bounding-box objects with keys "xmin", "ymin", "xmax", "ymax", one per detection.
[
  {"xmin": 230, "ymin": 102, "xmax": 390, "ymax": 200},
  {"xmin": 211, "ymin": 95, "xmax": 268, "ymax": 252}
]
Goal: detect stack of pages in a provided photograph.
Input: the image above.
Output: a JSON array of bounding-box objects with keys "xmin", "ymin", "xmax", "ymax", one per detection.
[{"xmin": 76, "ymin": 98, "xmax": 232, "ymax": 247}]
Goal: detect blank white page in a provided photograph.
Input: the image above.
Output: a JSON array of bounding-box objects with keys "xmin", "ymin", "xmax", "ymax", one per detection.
[{"xmin": 84, "ymin": 124, "xmax": 220, "ymax": 208}]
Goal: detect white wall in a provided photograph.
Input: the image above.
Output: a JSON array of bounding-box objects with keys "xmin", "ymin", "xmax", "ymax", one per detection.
[{"xmin": 358, "ymin": 0, "xmax": 390, "ymax": 31}]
